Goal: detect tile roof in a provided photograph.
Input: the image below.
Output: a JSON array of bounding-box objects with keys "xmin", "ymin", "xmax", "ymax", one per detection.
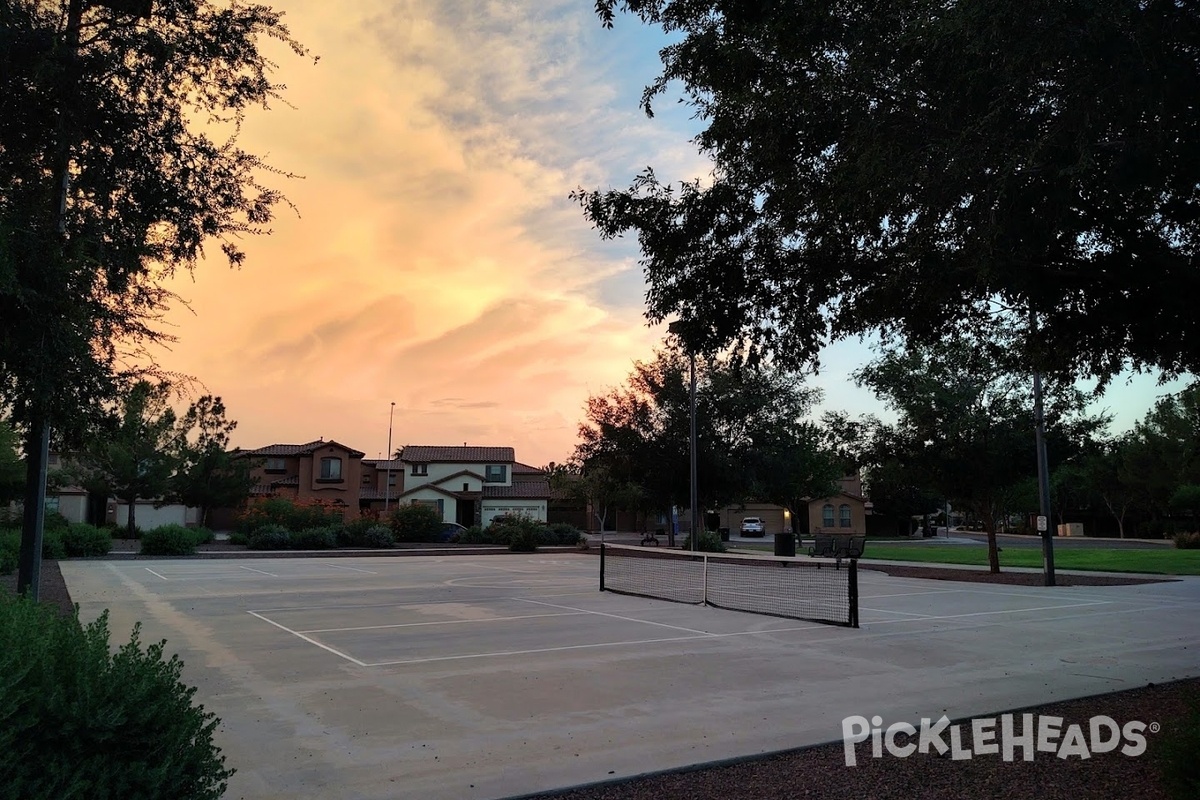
[
  {"xmin": 483, "ymin": 477, "xmax": 552, "ymax": 499},
  {"xmin": 359, "ymin": 488, "xmax": 405, "ymax": 501},
  {"xmin": 401, "ymin": 445, "xmax": 514, "ymax": 463},
  {"xmin": 512, "ymin": 461, "xmax": 545, "ymax": 475},
  {"xmin": 236, "ymin": 439, "xmax": 366, "ymax": 458},
  {"xmin": 362, "ymin": 459, "xmax": 405, "ymax": 470}
]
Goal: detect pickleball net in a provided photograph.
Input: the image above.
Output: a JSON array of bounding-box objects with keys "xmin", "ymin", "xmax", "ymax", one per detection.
[{"xmin": 599, "ymin": 543, "xmax": 858, "ymax": 628}]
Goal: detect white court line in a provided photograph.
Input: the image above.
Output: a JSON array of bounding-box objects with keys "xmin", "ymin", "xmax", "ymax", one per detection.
[
  {"xmin": 297, "ymin": 611, "xmax": 588, "ymax": 634},
  {"xmin": 366, "ymin": 623, "xmax": 830, "ymax": 666},
  {"xmin": 144, "ymin": 568, "xmax": 169, "ymax": 581},
  {"xmin": 863, "ymin": 599, "xmax": 1110, "ymax": 625},
  {"xmin": 247, "ymin": 611, "xmax": 368, "ymax": 666},
  {"xmin": 517, "ymin": 597, "xmax": 716, "ymax": 636},
  {"xmin": 860, "ymin": 607, "xmax": 935, "ymax": 618},
  {"xmin": 322, "ymin": 563, "xmax": 377, "ymax": 574},
  {"xmin": 860, "ymin": 589, "xmax": 959, "ymax": 600},
  {"xmin": 238, "ymin": 565, "xmax": 277, "ymax": 577}
]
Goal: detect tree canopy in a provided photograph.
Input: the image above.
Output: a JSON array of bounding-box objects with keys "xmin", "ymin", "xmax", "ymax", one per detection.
[
  {"xmin": 0, "ymin": 0, "xmax": 311, "ymax": 435},
  {"xmin": 579, "ymin": 1, "xmax": 1199, "ymax": 383}
]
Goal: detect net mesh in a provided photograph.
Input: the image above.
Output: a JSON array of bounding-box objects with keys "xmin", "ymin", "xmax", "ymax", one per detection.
[{"xmin": 601, "ymin": 543, "xmax": 858, "ymax": 627}]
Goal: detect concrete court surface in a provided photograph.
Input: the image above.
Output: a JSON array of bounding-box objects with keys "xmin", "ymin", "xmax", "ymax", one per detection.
[{"xmin": 61, "ymin": 554, "xmax": 1200, "ymax": 800}]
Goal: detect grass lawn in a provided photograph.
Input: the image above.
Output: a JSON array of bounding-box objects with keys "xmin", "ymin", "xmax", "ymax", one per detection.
[{"xmin": 860, "ymin": 544, "xmax": 1200, "ymax": 575}]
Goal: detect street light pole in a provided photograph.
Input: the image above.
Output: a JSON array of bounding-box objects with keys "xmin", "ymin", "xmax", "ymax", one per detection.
[
  {"xmin": 669, "ymin": 320, "xmax": 699, "ymax": 552},
  {"xmin": 688, "ymin": 348, "xmax": 698, "ymax": 552},
  {"xmin": 384, "ymin": 402, "xmax": 395, "ymax": 513},
  {"xmin": 1030, "ymin": 309, "xmax": 1056, "ymax": 587}
]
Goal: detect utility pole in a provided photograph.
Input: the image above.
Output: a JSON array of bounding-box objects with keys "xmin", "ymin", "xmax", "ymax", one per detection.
[{"xmin": 384, "ymin": 402, "xmax": 395, "ymax": 512}]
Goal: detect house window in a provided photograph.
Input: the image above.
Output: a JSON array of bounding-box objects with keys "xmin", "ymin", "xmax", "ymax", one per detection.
[
  {"xmin": 414, "ymin": 498, "xmax": 444, "ymax": 515},
  {"xmin": 361, "ymin": 473, "xmax": 371, "ymax": 486},
  {"xmin": 388, "ymin": 473, "xmax": 397, "ymax": 487},
  {"xmin": 822, "ymin": 504, "xmax": 835, "ymax": 528},
  {"xmin": 319, "ymin": 457, "xmax": 342, "ymax": 480},
  {"xmin": 265, "ymin": 457, "xmax": 286, "ymax": 473},
  {"xmin": 463, "ymin": 483, "xmax": 469, "ymax": 492},
  {"xmin": 839, "ymin": 504, "xmax": 852, "ymax": 528},
  {"xmin": 411, "ymin": 464, "xmax": 428, "ymax": 476},
  {"xmin": 484, "ymin": 465, "xmax": 507, "ymax": 483}
]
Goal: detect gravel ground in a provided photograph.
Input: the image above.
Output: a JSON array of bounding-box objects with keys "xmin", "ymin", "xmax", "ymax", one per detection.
[{"xmin": 3, "ymin": 556, "xmax": 1196, "ymax": 800}]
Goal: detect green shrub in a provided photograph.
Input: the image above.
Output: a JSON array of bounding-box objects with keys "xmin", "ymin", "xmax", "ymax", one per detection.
[
  {"xmin": 236, "ymin": 497, "xmax": 343, "ymax": 534},
  {"xmin": 1173, "ymin": 532, "xmax": 1200, "ymax": 549},
  {"xmin": 453, "ymin": 525, "xmax": 489, "ymax": 545},
  {"xmin": 292, "ymin": 526, "xmax": 338, "ymax": 550},
  {"xmin": 141, "ymin": 524, "xmax": 197, "ymax": 556},
  {"xmin": 0, "ymin": 529, "xmax": 18, "ymax": 575},
  {"xmin": 43, "ymin": 510, "xmax": 71, "ymax": 532},
  {"xmin": 696, "ymin": 527, "xmax": 720, "ymax": 554},
  {"xmin": 41, "ymin": 527, "xmax": 66, "ymax": 560},
  {"xmin": 340, "ymin": 516, "xmax": 379, "ymax": 546},
  {"xmin": 389, "ymin": 503, "xmax": 444, "ymax": 543},
  {"xmin": 362, "ymin": 525, "xmax": 395, "ymax": 548},
  {"xmin": 227, "ymin": 530, "xmax": 249, "ymax": 546},
  {"xmin": 247, "ymin": 524, "xmax": 292, "ymax": 550},
  {"xmin": 63, "ymin": 523, "xmax": 113, "ymax": 557},
  {"xmin": 488, "ymin": 516, "xmax": 547, "ymax": 552},
  {"xmin": 0, "ymin": 595, "xmax": 234, "ymax": 799},
  {"xmin": 189, "ymin": 527, "xmax": 216, "ymax": 546},
  {"xmin": 544, "ymin": 523, "xmax": 583, "ymax": 546}
]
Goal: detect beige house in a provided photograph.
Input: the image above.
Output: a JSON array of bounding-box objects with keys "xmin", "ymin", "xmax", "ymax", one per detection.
[{"xmin": 719, "ymin": 475, "xmax": 870, "ymax": 536}]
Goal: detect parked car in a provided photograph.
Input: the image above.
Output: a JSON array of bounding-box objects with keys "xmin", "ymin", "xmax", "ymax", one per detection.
[
  {"xmin": 439, "ymin": 522, "xmax": 468, "ymax": 542},
  {"xmin": 740, "ymin": 517, "xmax": 765, "ymax": 537}
]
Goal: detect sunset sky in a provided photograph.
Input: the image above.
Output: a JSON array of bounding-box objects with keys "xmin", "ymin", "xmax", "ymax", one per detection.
[{"xmin": 153, "ymin": 0, "xmax": 1186, "ymax": 467}]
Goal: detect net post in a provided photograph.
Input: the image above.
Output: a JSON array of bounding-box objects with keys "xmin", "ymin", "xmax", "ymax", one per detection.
[
  {"xmin": 600, "ymin": 542, "xmax": 606, "ymax": 592},
  {"xmin": 702, "ymin": 552, "xmax": 709, "ymax": 606},
  {"xmin": 848, "ymin": 559, "xmax": 859, "ymax": 628}
]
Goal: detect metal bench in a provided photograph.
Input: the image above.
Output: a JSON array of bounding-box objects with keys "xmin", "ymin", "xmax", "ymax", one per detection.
[
  {"xmin": 641, "ymin": 528, "xmax": 664, "ymax": 547},
  {"xmin": 835, "ymin": 535, "xmax": 866, "ymax": 560},
  {"xmin": 808, "ymin": 534, "xmax": 836, "ymax": 558}
]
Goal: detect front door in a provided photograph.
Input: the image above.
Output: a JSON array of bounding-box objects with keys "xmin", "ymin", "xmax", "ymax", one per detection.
[{"xmin": 456, "ymin": 498, "xmax": 475, "ymax": 527}]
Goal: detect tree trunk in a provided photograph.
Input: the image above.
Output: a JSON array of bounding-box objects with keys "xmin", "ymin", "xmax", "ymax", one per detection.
[
  {"xmin": 982, "ymin": 507, "xmax": 1000, "ymax": 573},
  {"xmin": 126, "ymin": 495, "xmax": 137, "ymax": 538}
]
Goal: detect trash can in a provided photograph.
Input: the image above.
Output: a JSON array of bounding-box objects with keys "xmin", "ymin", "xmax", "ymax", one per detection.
[
  {"xmin": 774, "ymin": 532, "xmax": 796, "ymax": 557},
  {"xmin": 719, "ymin": 527, "xmax": 730, "ymax": 542}
]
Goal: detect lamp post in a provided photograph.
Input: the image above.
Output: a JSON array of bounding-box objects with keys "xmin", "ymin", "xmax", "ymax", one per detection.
[
  {"xmin": 1030, "ymin": 309, "xmax": 1056, "ymax": 587},
  {"xmin": 384, "ymin": 402, "xmax": 395, "ymax": 513},
  {"xmin": 668, "ymin": 320, "xmax": 699, "ymax": 552}
]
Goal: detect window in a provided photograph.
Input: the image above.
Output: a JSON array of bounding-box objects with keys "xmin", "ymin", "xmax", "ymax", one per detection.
[
  {"xmin": 462, "ymin": 483, "xmax": 469, "ymax": 492},
  {"xmin": 265, "ymin": 457, "xmax": 286, "ymax": 473},
  {"xmin": 388, "ymin": 473, "xmax": 397, "ymax": 487},
  {"xmin": 484, "ymin": 464, "xmax": 507, "ymax": 483},
  {"xmin": 414, "ymin": 499, "xmax": 444, "ymax": 515},
  {"xmin": 822, "ymin": 504, "xmax": 835, "ymax": 528},
  {"xmin": 839, "ymin": 504, "xmax": 852, "ymax": 528},
  {"xmin": 319, "ymin": 457, "xmax": 342, "ymax": 481},
  {"xmin": 361, "ymin": 473, "xmax": 372, "ymax": 486},
  {"xmin": 411, "ymin": 464, "xmax": 428, "ymax": 476}
]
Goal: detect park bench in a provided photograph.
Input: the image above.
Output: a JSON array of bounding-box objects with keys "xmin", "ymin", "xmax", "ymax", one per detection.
[
  {"xmin": 641, "ymin": 528, "xmax": 665, "ymax": 547},
  {"xmin": 809, "ymin": 534, "xmax": 866, "ymax": 562},
  {"xmin": 808, "ymin": 534, "xmax": 836, "ymax": 558},
  {"xmin": 835, "ymin": 535, "xmax": 866, "ymax": 560}
]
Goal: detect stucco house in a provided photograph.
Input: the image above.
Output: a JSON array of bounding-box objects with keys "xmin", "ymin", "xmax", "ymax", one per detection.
[
  {"xmin": 233, "ymin": 441, "xmax": 550, "ymax": 526},
  {"xmin": 718, "ymin": 474, "xmax": 871, "ymax": 536}
]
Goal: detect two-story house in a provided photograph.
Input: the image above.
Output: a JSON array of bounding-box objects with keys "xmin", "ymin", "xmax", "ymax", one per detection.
[
  {"xmin": 717, "ymin": 474, "xmax": 870, "ymax": 536},
  {"xmin": 386, "ymin": 446, "xmax": 550, "ymax": 527},
  {"xmin": 234, "ymin": 441, "xmax": 551, "ymax": 526}
]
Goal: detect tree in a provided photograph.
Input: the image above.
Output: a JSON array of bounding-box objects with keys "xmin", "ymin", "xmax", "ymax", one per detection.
[
  {"xmin": 171, "ymin": 395, "xmax": 255, "ymax": 528},
  {"xmin": 1077, "ymin": 438, "xmax": 1139, "ymax": 539},
  {"xmin": 0, "ymin": 418, "xmax": 23, "ymax": 507},
  {"xmin": 573, "ymin": 344, "xmax": 827, "ymax": 528},
  {"xmin": 71, "ymin": 381, "xmax": 180, "ymax": 537},
  {"xmin": 1, "ymin": 0, "xmax": 311, "ymax": 587},
  {"xmin": 747, "ymin": 421, "xmax": 840, "ymax": 536},
  {"xmin": 578, "ymin": 2, "xmax": 1199, "ymax": 385},
  {"xmin": 856, "ymin": 336, "xmax": 1104, "ymax": 571}
]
